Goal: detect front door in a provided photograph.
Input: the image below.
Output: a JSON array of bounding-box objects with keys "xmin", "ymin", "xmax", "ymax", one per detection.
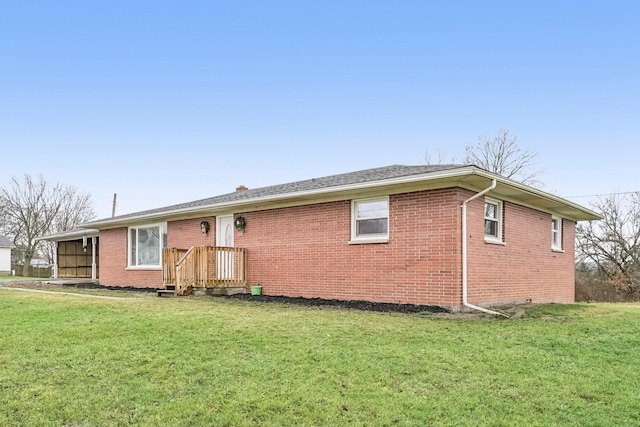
[
  {"xmin": 217, "ymin": 215, "xmax": 234, "ymax": 248},
  {"xmin": 216, "ymin": 215, "xmax": 235, "ymax": 279}
]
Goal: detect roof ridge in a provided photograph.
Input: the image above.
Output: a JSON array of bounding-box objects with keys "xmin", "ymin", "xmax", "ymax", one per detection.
[{"xmin": 86, "ymin": 164, "xmax": 468, "ymax": 223}]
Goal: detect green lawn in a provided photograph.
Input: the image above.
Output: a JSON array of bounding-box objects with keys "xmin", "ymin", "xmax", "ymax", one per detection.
[
  {"xmin": 1, "ymin": 290, "xmax": 639, "ymax": 426},
  {"xmin": 0, "ymin": 281, "xmax": 150, "ymax": 298}
]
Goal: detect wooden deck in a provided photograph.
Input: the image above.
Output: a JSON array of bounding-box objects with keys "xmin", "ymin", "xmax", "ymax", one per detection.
[{"xmin": 162, "ymin": 247, "xmax": 247, "ymax": 296}]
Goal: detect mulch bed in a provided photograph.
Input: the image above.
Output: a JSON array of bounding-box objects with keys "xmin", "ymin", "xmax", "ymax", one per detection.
[
  {"xmin": 226, "ymin": 293, "xmax": 451, "ymax": 314},
  {"xmin": 74, "ymin": 283, "xmax": 160, "ymax": 293},
  {"xmin": 2, "ymin": 280, "xmax": 451, "ymax": 314},
  {"xmin": 0, "ymin": 281, "xmax": 160, "ymax": 294}
]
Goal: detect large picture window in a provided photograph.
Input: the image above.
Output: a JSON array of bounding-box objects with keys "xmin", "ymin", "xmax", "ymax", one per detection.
[
  {"xmin": 351, "ymin": 197, "xmax": 389, "ymax": 243},
  {"xmin": 128, "ymin": 224, "xmax": 167, "ymax": 268}
]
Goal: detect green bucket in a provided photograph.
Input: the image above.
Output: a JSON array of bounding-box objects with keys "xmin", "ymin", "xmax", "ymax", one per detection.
[{"xmin": 251, "ymin": 286, "xmax": 262, "ymax": 296}]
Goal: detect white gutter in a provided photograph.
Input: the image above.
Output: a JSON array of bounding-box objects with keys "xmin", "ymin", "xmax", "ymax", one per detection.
[{"xmin": 461, "ymin": 179, "xmax": 508, "ymax": 318}]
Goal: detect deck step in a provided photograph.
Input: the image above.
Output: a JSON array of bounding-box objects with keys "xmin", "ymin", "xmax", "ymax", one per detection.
[{"xmin": 157, "ymin": 289, "xmax": 176, "ymax": 298}]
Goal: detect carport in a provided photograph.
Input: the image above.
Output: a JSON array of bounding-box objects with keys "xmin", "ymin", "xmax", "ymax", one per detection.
[{"xmin": 37, "ymin": 229, "xmax": 99, "ymax": 280}]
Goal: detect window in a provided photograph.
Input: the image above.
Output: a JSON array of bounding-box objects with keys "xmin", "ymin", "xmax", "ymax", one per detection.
[
  {"xmin": 484, "ymin": 198, "xmax": 503, "ymax": 242},
  {"xmin": 128, "ymin": 224, "xmax": 167, "ymax": 268},
  {"xmin": 552, "ymin": 216, "xmax": 563, "ymax": 250},
  {"xmin": 351, "ymin": 197, "xmax": 389, "ymax": 243}
]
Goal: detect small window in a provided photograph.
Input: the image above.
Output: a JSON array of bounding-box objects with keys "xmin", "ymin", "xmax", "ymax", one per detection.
[
  {"xmin": 484, "ymin": 198, "xmax": 503, "ymax": 242},
  {"xmin": 351, "ymin": 197, "xmax": 389, "ymax": 243},
  {"xmin": 128, "ymin": 224, "xmax": 167, "ymax": 268},
  {"xmin": 552, "ymin": 216, "xmax": 562, "ymax": 250}
]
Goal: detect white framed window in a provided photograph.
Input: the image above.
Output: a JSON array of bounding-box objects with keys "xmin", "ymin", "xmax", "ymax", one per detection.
[
  {"xmin": 128, "ymin": 223, "xmax": 167, "ymax": 269},
  {"xmin": 351, "ymin": 197, "xmax": 389, "ymax": 243},
  {"xmin": 552, "ymin": 216, "xmax": 563, "ymax": 251},
  {"xmin": 484, "ymin": 198, "xmax": 503, "ymax": 242}
]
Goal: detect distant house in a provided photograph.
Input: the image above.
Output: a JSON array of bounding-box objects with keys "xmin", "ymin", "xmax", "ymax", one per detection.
[
  {"xmin": 46, "ymin": 165, "xmax": 600, "ymax": 311},
  {"xmin": 0, "ymin": 235, "xmax": 15, "ymax": 275}
]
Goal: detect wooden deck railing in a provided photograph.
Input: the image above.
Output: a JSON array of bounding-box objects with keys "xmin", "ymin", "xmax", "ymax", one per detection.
[{"xmin": 162, "ymin": 246, "xmax": 247, "ymax": 295}]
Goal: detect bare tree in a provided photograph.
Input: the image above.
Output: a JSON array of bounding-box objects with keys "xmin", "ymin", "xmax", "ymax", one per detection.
[
  {"xmin": 576, "ymin": 192, "xmax": 640, "ymax": 294},
  {"xmin": 424, "ymin": 148, "xmax": 451, "ymax": 165},
  {"xmin": 424, "ymin": 129, "xmax": 543, "ymax": 186},
  {"xmin": 0, "ymin": 174, "xmax": 96, "ymax": 270},
  {"xmin": 463, "ymin": 128, "xmax": 543, "ymax": 186}
]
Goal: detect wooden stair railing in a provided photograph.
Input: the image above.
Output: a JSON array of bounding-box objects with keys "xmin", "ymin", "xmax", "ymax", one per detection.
[
  {"xmin": 162, "ymin": 246, "xmax": 247, "ymax": 296},
  {"xmin": 175, "ymin": 246, "xmax": 198, "ymax": 296}
]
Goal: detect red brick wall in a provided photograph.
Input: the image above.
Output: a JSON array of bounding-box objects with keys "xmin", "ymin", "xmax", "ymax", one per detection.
[
  {"xmin": 99, "ymin": 217, "xmax": 217, "ymax": 289},
  {"xmin": 99, "ymin": 228, "xmax": 162, "ymax": 288},
  {"xmin": 97, "ymin": 188, "xmax": 576, "ymax": 307},
  {"xmin": 464, "ymin": 191, "xmax": 575, "ymax": 305},
  {"xmin": 237, "ymin": 189, "xmax": 465, "ymax": 306},
  {"xmin": 167, "ymin": 217, "xmax": 216, "ymax": 248}
]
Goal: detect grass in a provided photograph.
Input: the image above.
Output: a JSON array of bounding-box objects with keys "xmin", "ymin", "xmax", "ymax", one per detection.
[
  {"xmin": 0, "ymin": 279, "xmax": 148, "ymax": 298},
  {"xmin": 1, "ymin": 292, "xmax": 639, "ymax": 426},
  {"xmin": 0, "ymin": 275, "xmax": 38, "ymax": 280}
]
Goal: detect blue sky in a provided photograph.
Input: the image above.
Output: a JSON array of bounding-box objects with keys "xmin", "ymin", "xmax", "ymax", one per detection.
[{"xmin": 1, "ymin": 1, "xmax": 638, "ymax": 218}]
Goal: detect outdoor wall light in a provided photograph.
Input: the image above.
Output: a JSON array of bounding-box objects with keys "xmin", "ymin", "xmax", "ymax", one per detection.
[
  {"xmin": 234, "ymin": 216, "xmax": 246, "ymax": 231},
  {"xmin": 200, "ymin": 221, "xmax": 210, "ymax": 235}
]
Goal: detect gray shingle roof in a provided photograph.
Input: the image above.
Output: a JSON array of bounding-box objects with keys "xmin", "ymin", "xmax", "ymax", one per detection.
[
  {"xmin": 0, "ymin": 235, "xmax": 14, "ymax": 248},
  {"xmin": 99, "ymin": 164, "xmax": 466, "ymax": 222}
]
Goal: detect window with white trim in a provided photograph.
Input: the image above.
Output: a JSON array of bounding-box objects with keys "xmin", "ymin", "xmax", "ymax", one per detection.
[
  {"xmin": 484, "ymin": 198, "xmax": 503, "ymax": 242},
  {"xmin": 351, "ymin": 197, "xmax": 389, "ymax": 242},
  {"xmin": 552, "ymin": 216, "xmax": 562, "ymax": 250},
  {"xmin": 128, "ymin": 224, "xmax": 167, "ymax": 268}
]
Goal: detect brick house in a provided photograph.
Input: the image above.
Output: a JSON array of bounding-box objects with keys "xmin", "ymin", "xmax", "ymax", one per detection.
[{"xmin": 70, "ymin": 164, "xmax": 598, "ymax": 311}]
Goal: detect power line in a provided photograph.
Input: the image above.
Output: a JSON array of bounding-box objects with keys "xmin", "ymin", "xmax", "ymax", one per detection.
[{"xmin": 564, "ymin": 190, "xmax": 640, "ymax": 199}]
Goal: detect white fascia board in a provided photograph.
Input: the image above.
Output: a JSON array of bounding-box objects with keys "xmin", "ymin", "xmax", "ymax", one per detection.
[{"xmin": 36, "ymin": 228, "xmax": 100, "ymax": 242}]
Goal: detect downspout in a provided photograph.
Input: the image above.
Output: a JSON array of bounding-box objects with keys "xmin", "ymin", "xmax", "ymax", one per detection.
[
  {"xmin": 91, "ymin": 236, "xmax": 97, "ymax": 280},
  {"xmin": 461, "ymin": 179, "xmax": 508, "ymax": 317}
]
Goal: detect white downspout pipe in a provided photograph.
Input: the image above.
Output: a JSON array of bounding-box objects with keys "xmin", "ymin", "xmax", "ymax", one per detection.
[
  {"xmin": 461, "ymin": 179, "xmax": 508, "ymax": 317},
  {"xmin": 91, "ymin": 236, "xmax": 97, "ymax": 280}
]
